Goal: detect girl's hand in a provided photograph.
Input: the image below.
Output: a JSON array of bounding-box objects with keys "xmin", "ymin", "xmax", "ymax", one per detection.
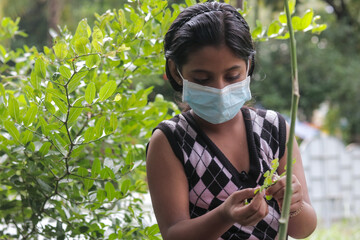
[
  {"xmin": 265, "ymin": 174, "xmax": 303, "ymax": 213},
  {"xmin": 220, "ymin": 188, "xmax": 269, "ymax": 226}
]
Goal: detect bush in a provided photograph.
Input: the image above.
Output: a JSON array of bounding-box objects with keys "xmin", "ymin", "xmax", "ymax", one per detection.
[{"xmin": 0, "ymin": 1, "xmax": 179, "ymax": 239}]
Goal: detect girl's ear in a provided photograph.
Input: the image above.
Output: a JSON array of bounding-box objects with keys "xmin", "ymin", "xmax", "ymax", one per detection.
[{"xmin": 168, "ymin": 59, "xmax": 183, "ymax": 86}]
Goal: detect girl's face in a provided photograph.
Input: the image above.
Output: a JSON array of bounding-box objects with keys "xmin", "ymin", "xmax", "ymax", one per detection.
[{"xmin": 178, "ymin": 45, "xmax": 249, "ymax": 89}]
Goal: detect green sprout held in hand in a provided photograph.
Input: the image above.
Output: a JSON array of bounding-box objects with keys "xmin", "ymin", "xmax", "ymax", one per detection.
[
  {"xmin": 245, "ymin": 158, "xmax": 295, "ymax": 204},
  {"xmin": 254, "ymin": 158, "xmax": 285, "ymax": 201}
]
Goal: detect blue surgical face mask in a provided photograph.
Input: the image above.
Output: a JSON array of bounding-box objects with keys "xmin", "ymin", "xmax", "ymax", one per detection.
[{"xmin": 178, "ymin": 63, "xmax": 252, "ymax": 124}]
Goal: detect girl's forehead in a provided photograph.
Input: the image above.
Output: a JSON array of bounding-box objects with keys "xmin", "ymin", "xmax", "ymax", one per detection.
[{"xmin": 184, "ymin": 45, "xmax": 247, "ymax": 71}]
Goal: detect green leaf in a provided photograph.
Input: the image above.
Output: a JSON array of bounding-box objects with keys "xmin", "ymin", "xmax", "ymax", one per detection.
[
  {"xmin": 30, "ymin": 70, "xmax": 40, "ymax": 89},
  {"xmin": 84, "ymin": 126, "xmax": 95, "ymax": 142},
  {"xmin": 59, "ymin": 65, "xmax": 72, "ymax": 79},
  {"xmin": 84, "ymin": 179, "xmax": 94, "ymax": 190},
  {"xmin": 267, "ymin": 20, "xmax": 282, "ymax": 37},
  {"xmin": 185, "ymin": 0, "xmax": 196, "ymax": 6},
  {"xmin": 52, "ymin": 72, "xmax": 61, "ymax": 81},
  {"xmin": 39, "ymin": 117, "xmax": 50, "ymax": 135},
  {"xmin": 73, "ymin": 19, "xmax": 91, "ymax": 40},
  {"xmin": 279, "ymin": 12, "xmax": 287, "ymax": 25},
  {"xmin": 4, "ymin": 120, "xmax": 20, "ymax": 142},
  {"xmin": 288, "ymin": 0, "xmax": 296, "ymax": 14},
  {"xmin": 95, "ymin": 116, "xmax": 106, "ymax": 138},
  {"xmin": 24, "ymin": 85, "xmax": 35, "ymax": 101},
  {"xmin": 35, "ymin": 58, "xmax": 46, "ymax": 79},
  {"xmin": 78, "ymin": 225, "xmax": 89, "ymax": 234},
  {"xmin": 291, "ymin": 16, "xmax": 302, "ymax": 31},
  {"xmin": 100, "ymin": 167, "xmax": 115, "ymax": 180},
  {"xmin": 27, "ymin": 142, "xmax": 35, "ymax": 152},
  {"xmin": 146, "ymin": 224, "xmax": 160, "ymax": 236},
  {"xmin": 99, "ymin": 80, "xmax": 117, "ymax": 101},
  {"xmin": 0, "ymin": 45, "xmax": 6, "ymax": 58},
  {"xmin": 45, "ymin": 101, "xmax": 55, "ymax": 115},
  {"xmin": 301, "ymin": 9, "xmax": 313, "ymax": 30},
  {"xmin": 105, "ymin": 182, "xmax": 115, "ymax": 201},
  {"xmin": 53, "ymin": 132, "xmax": 68, "ymax": 147},
  {"xmin": 39, "ymin": 142, "xmax": 51, "ymax": 156},
  {"xmin": 85, "ymin": 54, "xmax": 101, "ymax": 68},
  {"xmin": 23, "ymin": 104, "xmax": 38, "ymax": 127},
  {"xmin": 276, "ymin": 32, "xmax": 290, "ymax": 39},
  {"xmin": 21, "ymin": 130, "xmax": 33, "ymax": 145},
  {"xmin": 110, "ymin": 113, "xmax": 118, "ymax": 132},
  {"xmin": 85, "ymin": 82, "xmax": 96, "ymax": 104},
  {"xmin": 114, "ymin": 93, "xmax": 121, "ymax": 102},
  {"xmin": 75, "ymin": 37, "xmax": 90, "ymax": 55},
  {"xmin": 77, "ymin": 167, "xmax": 88, "ymax": 177},
  {"xmin": 266, "ymin": 195, "xmax": 273, "ymax": 201},
  {"xmin": 8, "ymin": 95, "xmax": 20, "ymax": 122},
  {"xmin": 46, "ymin": 88, "xmax": 67, "ymax": 102},
  {"xmin": 251, "ymin": 21, "xmax": 264, "ymax": 40},
  {"xmin": 53, "ymin": 97, "xmax": 67, "ymax": 114},
  {"xmin": 312, "ymin": 24, "xmax": 327, "ymax": 33},
  {"xmin": 37, "ymin": 179, "xmax": 53, "ymax": 194},
  {"xmin": 109, "ymin": 233, "xmax": 117, "ymax": 240},
  {"xmin": 97, "ymin": 189, "xmax": 106, "ymax": 202},
  {"xmin": 0, "ymin": 83, "xmax": 6, "ymax": 105},
  {"xmin": 121, "ymin": 179, "xmax": 131, "ymax": 195},
  {"xmin": 68, "ymin": 71, "xmax": 88, "ymax": 93},
  {"xmin": 68, "ymin": 97, "xmax": 84, "ymax": 124},
  {"xmin": 50, "ymin": 132, "xmax": 67, "ymax": 156},
  {"xmin": 91, "ymin": 158, "xmax": 101, "ymax": 177},
  {"xmin": 53, "ymin": 41, "xmax": 68, "ymax": 60},
  {"xmin": 92, "ymin": 26, "xmax": 103, "ymax": 52}
]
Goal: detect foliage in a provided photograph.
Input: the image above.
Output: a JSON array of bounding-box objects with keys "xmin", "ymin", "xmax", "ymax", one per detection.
[
  {"xmin": 249, "ymin": 0, "xmax": 326, "ymax": 41},
  {"xmin": 252, "ymin": 6, "xmax": 360, "ymax": 143},
  {"xmin": 0, "ymin": 0, "xmax": 328, "ymax": 239},
  {"xmin": 0, "ymin": 1, "xmax": 180, "ymax": 239},
  {"xmin": 254, "ymin": 158, "xmax": 285, "ymax": 200}
]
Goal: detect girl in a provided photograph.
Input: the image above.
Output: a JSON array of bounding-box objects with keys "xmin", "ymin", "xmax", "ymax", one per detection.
[{"xmin": 146, "ymin": 2, "xmax": 317, "ymax": 239}]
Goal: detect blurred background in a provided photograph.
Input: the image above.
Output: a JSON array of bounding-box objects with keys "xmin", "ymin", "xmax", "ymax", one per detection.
[{"xmin": 1, "ymin": 0, "xmax": 359, "ymax": 238}]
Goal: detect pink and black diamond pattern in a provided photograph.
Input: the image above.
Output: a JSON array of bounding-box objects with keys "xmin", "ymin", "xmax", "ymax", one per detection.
[{"xmin": 155, "ymin": 107, "xmax": 287, "ymax": 240}]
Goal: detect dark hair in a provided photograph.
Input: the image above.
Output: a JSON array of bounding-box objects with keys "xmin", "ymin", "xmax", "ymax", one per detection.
[{"xmin": 164, "ymin": 2, "xmax": 256, "ymax": 92}]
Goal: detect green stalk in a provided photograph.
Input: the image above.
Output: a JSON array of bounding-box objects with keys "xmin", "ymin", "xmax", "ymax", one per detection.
[{"xmin": 278, "ymin": 0, "xmax": 300, "ymax": 239}]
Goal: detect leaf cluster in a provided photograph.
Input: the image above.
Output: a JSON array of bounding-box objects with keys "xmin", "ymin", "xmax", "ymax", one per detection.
[
  {"xmin": 0, "ymin": 0, "xmax": 180, "ymax": 239},
  {"xmin": 251, "ymin": 0, "xmax": 326, "ymax": 41}
]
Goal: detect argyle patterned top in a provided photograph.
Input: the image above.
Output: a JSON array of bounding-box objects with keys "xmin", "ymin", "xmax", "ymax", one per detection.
[{"xmin": 153, "ymin": 107, "xmax": 287, "ymax": 240}]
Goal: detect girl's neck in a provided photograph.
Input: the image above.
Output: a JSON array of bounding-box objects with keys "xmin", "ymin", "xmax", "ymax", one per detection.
[{"xmin": 191, "ymin": 110, "xmax": 243, "ymax": 134}]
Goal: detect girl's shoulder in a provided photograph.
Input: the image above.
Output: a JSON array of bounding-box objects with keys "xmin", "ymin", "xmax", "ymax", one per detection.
[
  {"xmin": 242, "ymin": 107, "xmax": 287, "ymax": 159},
  {"xmin": 243, "ymin": 107, "xmax": 284, "ymax": 124}
]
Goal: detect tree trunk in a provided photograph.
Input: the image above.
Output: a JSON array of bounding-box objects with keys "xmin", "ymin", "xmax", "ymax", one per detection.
[
  {"xmin": 236, "ymin": 0, "xmax": 243, "ymax": 8},
  {"xmin": 47, "ymin": 0, "xmax": 63, "ymax": 45}
]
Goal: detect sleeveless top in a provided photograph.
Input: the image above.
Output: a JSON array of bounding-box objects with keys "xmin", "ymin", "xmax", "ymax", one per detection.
[{"xmin": 152, "ymin": 107, "xmax": 287, "ymax": 240}]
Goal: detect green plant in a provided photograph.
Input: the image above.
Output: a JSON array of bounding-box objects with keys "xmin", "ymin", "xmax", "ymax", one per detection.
[
  {"xmin": 0, "ymin": 0, "xmax": 326, "ymax": 239},
  {"xmin": 254, "ymin": 159, "xmax": 285, "ymax": 200},
  {"xmin": 0, "ymin": 1, "xmax": 179, "ymax": 239}
]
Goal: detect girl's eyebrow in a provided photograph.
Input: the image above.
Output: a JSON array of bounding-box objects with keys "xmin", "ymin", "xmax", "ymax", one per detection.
[{"xmin": 189, "ymin": 65, "xmax": 243, "ymax": 74}]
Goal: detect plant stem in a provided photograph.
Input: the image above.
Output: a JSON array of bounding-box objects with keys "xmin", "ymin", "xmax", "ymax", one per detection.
[{"xmin": 278, "ymin": 0, "xmax": 300, "ymax": 239}]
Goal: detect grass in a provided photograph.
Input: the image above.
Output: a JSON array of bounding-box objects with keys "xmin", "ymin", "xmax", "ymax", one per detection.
[{"xmin": 290, "ymin": 219, "xmax": 360, "ymax": 240}]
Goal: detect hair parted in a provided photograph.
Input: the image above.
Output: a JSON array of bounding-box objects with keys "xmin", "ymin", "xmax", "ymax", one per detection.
[{"xmin": 164, "ymin": 2, "xmax": 256, "ymax": 92}]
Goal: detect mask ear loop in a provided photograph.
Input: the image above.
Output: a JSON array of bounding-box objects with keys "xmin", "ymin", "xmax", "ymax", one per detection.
[
  {"xmin": 246, "ymin": 58, "xmax": 251, "ymax": 77},
  {"xmin": 176, "ymin": 68, "xmax": 186, "ymax": 86},
  {"xmin": 176, "ymin": 68, "xmax": 185, "ymax": 80}
]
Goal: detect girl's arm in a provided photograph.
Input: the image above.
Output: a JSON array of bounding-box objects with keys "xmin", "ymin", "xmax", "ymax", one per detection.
[{"xmin": 146, "ymin": 129, "xmax": 269, "ymax": 240}]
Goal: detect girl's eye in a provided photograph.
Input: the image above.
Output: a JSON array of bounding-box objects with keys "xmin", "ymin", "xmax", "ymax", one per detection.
[
  {"xmin": 226, "ymin": 74, "xmax": 241, "ymax": 81},
  {"xmin": 193, "ymin": 77, "xmax": 210, "ymax": 84}
]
